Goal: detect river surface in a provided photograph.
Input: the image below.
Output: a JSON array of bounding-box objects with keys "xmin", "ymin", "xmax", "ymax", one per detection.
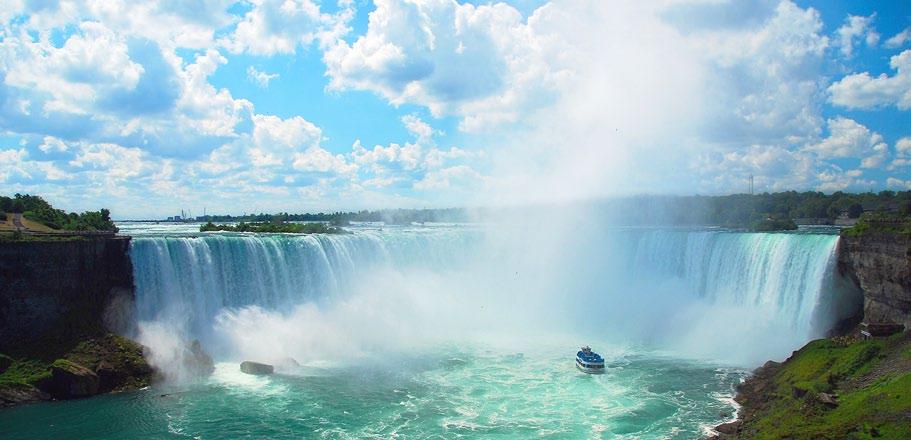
[{"xmin": 0, "ymin": 222, "xmax": 857, "ymax": 439}]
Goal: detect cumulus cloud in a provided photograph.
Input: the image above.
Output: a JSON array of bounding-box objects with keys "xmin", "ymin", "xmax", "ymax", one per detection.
[
  {"xmin": 804, "ymin": 117, "xmax": 888, "ymax": 168},
  {"xmin": 1, "ymin": 0, "xmax": 909, "ymax": 216},
  {"xmin": 828, "ymin": 49, "xmax": 911, "ymax": 110},
  {"xmin": 835, "ymin": 14, "xmax": 879, "ymax": 58},
  {"xmin": 324, "ymin": 0, "xmax": 568, "ymax": 131},
  {"xmin": 885, "ymin": 28, "xmax": 911, "ymax": 49},
  {"xmin": 891, "ymin": 138, "xmax": 911, "ymax": 170},
  {"xmin": 224, "ymin": 0, "xmax": 350, "ymax": 55},
  {"xmin": 350, "ymin": 114, "xmax": 482, "ymax": 190}
]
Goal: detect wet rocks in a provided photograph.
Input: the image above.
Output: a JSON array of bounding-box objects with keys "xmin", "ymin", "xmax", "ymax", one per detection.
[
  {"xmin": 182, "ymin": 340, "xmax": 215, "ymax": 378},
  {"xmin": 240, "ymin": 361, "xmax": 274, "ymax": 375},
  {"xmin": 49, "ymin": 359, "xmax": 99, "ymax": 398}
]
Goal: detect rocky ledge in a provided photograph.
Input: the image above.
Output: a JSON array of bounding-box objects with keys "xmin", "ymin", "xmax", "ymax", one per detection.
[{"xmin": 0, "ymin": 333, "xmax": 153, "ymax": 407}]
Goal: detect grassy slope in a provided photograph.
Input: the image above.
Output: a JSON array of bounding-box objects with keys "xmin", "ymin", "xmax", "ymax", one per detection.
[
  {"xmin": 0, "ymin": 212, "xmax": 59, "ymax": 234},
  {"xmin": 737, "ymin": 333, "xmax": 911, "ymax": 439},
  {"xmin": 18, "ymin": 216, "xmax": 57, "ymax": 233}
]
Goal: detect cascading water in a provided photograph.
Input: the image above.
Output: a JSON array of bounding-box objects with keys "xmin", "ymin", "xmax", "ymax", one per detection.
[
  {"xmin": 130, "ymin": 228, "xmax": 480, "ymax": 345},
  {"xmin": 129, "ymin": 225, "xmax": 859, "ymax": 366}
]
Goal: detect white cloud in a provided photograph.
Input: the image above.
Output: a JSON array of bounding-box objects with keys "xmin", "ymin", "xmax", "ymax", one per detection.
[
  {"xmin": 805, "ymin": 117, "xmax": 888, "ymax": 169},
  {"xmin": 323, "ymin": 0, "xmax": 568, "ymax": 131},
  {"xmin": 2, "ymin": 21, "xmax": 144, "ymax": 116},
  {"xmin": 69, "ymin": 142, "xmax": 146, "ymax": 181},
  {"xmin": 224, "ymin": 0, "xmax": 347, "ymax": 55},
  {"xmin": 890, "ymin": 138, "xmax": 911, "ymax": 170},
  {"xmin": 38, "ymin": 136, "xmax": 67, "ymax": 153},
  {"xmin": 885, "ymin": 28, "xmax": 911, "ymax": 49},
  {"xmin": 828, "ymin": 49, "xmax": 911, "ymax": 110},
  {"xmin": 247, "ymin": 66, "xmax": 279, "ymax": 88},
  {"xmin": 835, "ymin": 14, "xmax": 879, "ymax": 58},
  {"xmin": 887, "ymin": 176, "xmax": 911, "ymax": 190},
  {"xmin": 292, "ymin": 147, "xmax": 356, "ymax": 174}
]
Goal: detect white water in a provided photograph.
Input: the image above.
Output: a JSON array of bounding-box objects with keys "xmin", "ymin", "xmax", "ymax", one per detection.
[{"xmin": 127, "ymin": 224, "xmax": 859, "ymax": 369}]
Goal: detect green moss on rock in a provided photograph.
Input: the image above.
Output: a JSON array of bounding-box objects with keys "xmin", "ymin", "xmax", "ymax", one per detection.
[{"xmin": 719, "ymin": 333, "xmax": 911, "ymax": 439}]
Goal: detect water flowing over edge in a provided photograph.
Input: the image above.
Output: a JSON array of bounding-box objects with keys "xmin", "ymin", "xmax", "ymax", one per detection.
[{"xmin": 128, "ymin": 226, "xmax": 860, "ymax": 367}]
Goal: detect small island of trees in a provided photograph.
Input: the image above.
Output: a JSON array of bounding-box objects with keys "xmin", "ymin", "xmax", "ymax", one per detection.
[{"xmin": 199, "ymin": 221, "xmax": 345, "ymax": 234}]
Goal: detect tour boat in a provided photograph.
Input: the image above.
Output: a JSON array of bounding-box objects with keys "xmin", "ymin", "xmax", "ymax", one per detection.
[{"xmin": 576, "ymin": 346, "xmax": 605, "ymax": 374}]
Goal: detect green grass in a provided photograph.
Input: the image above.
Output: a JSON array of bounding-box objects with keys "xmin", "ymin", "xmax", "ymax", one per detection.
[
  {"xmin": 742, "ymin": 335, "xmax": 911, "ymax": 440},
  {"xmin": 842, "ymin": 213, "xmax": 911, "ymax": 237}
]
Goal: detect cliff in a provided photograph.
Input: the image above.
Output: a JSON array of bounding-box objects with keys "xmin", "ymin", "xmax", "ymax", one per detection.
[
  {"xmin": 0, "ymin": 237, "xmax": 135, "ymax": 351},
  {"xmin": 0, "ymin": 237, "xmax": 151, "ymax": 407},
  {"xmin": 838, "ymin": 233, "xmax": 911, "ymax": 330}
]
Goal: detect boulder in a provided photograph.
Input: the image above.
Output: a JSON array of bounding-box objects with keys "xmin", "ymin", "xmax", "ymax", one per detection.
[
  {"xmin": 715, "ymin": 420, "xmax": 742, "ymax": 435},
  {"xmin": 240, "ymin": 361, "xmax": 274, "ymax": 375},
  {"xmin": 817, "ymin": 392, "xmax": 838, "ymax": 408},
  {"xmin": 49, "ymin": 359, "xmax": 99, "ymax": 398},
  {"xmin": 0, "ymin": 383, "xmax": 50, "ymax": 407},
  {"xmin": 182, "ymin": 340, "xmax": 215, "ymax": 377}
]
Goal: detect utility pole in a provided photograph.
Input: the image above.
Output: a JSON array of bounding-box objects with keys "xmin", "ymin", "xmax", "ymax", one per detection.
[{"xmin": 749, "ymin": 174, "xmax": 754, "ymax": 195}]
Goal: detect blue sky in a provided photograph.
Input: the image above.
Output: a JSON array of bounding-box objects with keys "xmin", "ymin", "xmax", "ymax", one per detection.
[{"xmin": 0, "ymin": 0, "xmax": 909, "ymax": 218}]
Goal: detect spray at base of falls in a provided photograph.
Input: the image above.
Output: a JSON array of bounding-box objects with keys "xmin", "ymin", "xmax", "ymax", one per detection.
[{"xmin": 129, "ymin": 226, "xmax": 860, "ymax": 378}]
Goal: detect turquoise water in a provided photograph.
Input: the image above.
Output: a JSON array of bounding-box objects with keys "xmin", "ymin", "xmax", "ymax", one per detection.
[
  {"xmin": 0, "ymin": 349, "xmax": 741, "ymax": 439},
  {"xmin": 0, "ymin": 223, "xmax": 857, "ymax": 439}
]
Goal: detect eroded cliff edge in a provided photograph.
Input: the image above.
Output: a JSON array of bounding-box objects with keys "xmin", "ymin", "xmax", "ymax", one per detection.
[
  {"xmin": 838, "ymin": 233, "xmax": 911, "ymax": 330},
  {"xmin": 0, "ymin": 237, "xmax": 152, "ymax": 407}
]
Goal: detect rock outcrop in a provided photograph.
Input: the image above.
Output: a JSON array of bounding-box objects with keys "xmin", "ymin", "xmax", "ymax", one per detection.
[
  {"xmin": 49, "ymin": 360, "xmax": 100, "ymax": 398},
  {"xmin": 183, "ymin": 340, "xmax": 215, "ymax": 378},
  {"xmin": 838, "ymin": 233, "xmax": 911, "ymax": 329},
  {"xmin": 240, "ymin": 361, "xmax": 274, "ymax": 375}
]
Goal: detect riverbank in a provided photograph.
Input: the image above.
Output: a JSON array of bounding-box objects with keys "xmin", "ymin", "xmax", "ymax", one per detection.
[{"xmin": 710, "ymin": 331, "xmax": 911, "ymax": 439}]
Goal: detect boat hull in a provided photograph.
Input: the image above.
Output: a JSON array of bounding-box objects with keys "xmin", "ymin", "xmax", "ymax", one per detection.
[{"xmin": 575, "ymin": 360, "xmax": 605, "ymax": 374}]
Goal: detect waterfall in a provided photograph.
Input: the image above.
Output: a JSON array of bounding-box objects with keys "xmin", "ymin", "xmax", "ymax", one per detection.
[{"xmin": 129, "ymin": 226, "xmax": 860, "ymax": 365}]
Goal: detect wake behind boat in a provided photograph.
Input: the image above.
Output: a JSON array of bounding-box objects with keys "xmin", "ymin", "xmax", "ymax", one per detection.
[{"xmin": 576, "ymin": 346, "xmax": 605, "ymax": 374}]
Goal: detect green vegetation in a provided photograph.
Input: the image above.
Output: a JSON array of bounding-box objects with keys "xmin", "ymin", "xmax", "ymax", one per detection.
[
  {"xmin": 599, "ymin": 191, "xmax": 911, "ymax": 228},
  {"xmin": 0, "ymin": 357, "xmax": 51, "ymax": 387},
  {"xmin": 842, "ymin": 212, "xmax": 911, "ymax": 237},
  {"xmin": 735, "ymin": 333, "xmax": 911, "ymax": 439},
  {"xmin": 751, "ymin": 217, "xmax": 798, "ymax": 232},
  {"xmin": 194, "ymin": 207, "xmax": 467, "ymax": 226},
  {"xmin": 0, "ymin": 193, "xmax": 117, "ymax": 232},
  {"xmin": 0, "ymin": 334, "xmax": 151, "ymax": 393},
  {"xmin": 200, "ymin": 221, "xmax": 345, "ymax": 234}
]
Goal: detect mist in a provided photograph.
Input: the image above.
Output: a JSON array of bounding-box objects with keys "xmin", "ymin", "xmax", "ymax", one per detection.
[{"xmin": 129, "ymin": 208, "xmax": 858, "ymax": 382}]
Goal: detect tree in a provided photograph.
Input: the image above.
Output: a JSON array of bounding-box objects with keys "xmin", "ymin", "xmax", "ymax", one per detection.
[{"xmin": 847, "ymin": 203, "xmax": 864, "ymax": 219}]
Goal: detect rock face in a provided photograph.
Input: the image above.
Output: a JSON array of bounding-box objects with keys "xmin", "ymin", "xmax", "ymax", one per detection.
[
  {"xmin": 0, "ymin": 384, "xmax": 50, "ymax": 407},
  {"xmin": 49, "ymin": 360, "xmax": 99, "ymax": 398},
  {"xmin": 838, "ymin": 234, "xmax": 911, "ymax": 329},
  {"xmin": 240, "ymin": 361, "xmax": 274, "ymax": 375},
  {"xmin": 183, "ymin": 340, "xmax": 215, "ymax": 378},
  {"xmin": 0, "ymin": 237, "xmax": 135, "ymax": 351}
]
